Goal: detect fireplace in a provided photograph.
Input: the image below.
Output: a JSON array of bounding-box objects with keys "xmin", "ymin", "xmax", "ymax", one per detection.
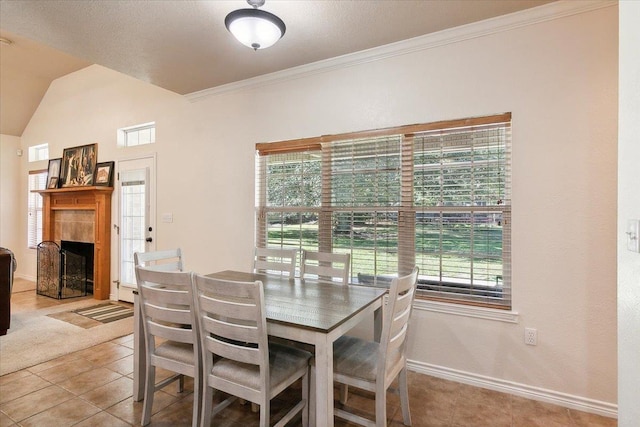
[
  {"xmin": 61, "ymin": 241, "xmax": 94, "ymax": 294},
  {"xmin": 36, "ymin": 186, "xmax": 113, "ymax": 299}
]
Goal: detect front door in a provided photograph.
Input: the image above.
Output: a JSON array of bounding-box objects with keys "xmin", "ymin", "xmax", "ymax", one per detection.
[{"xmin": 117, "ymin": 156, "xmax": 155, "ymax": 303}]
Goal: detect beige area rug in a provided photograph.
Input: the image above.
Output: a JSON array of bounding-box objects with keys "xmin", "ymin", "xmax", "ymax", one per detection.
[{"xmin": 0, "ymin": 295, "xmax": 133, "ymax": 376}]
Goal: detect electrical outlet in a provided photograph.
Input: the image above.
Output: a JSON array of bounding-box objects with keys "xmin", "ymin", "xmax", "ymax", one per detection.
[{"xmin": 524, "ymin": 328, "xmax": 537, "ymax": 346}]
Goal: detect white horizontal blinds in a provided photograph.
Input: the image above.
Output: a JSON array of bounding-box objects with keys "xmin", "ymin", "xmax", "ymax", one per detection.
[
  {"xmin": 256, "ymin": 151, "xmax": 322, "ymax": 256},
  {"xmin": 256, "ymin": 113, "xmax": 511, "ymax": 308},
  {"xmin": 28, "ymin": 170, "xmax": 47, "ymax": 248},
  {"xmin": 413, "ymin": 122, "xmax": 511, "ymax": 307},
  {"xmin": 325, "ymin": 136, "xmax": 402, "ymax": 284}
]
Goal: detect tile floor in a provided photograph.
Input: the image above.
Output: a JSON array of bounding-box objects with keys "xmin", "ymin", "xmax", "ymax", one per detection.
[{"xmin": 1, "ymin": 289, "xmax": 617, "ymax": 427}]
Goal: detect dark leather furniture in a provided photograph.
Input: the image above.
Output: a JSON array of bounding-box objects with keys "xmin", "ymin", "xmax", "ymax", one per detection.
[{"xmin": 0, "ymin": 247, "xmax": 16, "ymax": 336}]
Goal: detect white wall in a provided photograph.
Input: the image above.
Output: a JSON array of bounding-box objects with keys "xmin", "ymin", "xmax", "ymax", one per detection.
[
  {"xmin": 15, "ymin": 3, "xmax": 618, "ymax": 415},
  {"xmin": 617, "ymin": 1, "xmax": 640, "ymax": 425},
  {"xmin": 0, "ymin": 134, "xmax": 21, "ymax": 253}
]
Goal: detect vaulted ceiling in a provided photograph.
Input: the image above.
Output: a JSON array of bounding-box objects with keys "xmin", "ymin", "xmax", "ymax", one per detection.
[{"xmin": 0, "ymin": 0, "xmax": 553, "ymax": 136}]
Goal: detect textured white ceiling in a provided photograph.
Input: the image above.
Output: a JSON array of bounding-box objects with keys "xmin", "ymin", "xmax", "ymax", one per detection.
[{"xmin": 0, "ymin": 0, "xmax": 553, "ymax": 136}]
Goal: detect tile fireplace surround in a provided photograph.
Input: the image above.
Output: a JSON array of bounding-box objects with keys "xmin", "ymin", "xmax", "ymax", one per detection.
[{"xmin": 37, "ymin": 186, "xmax": 113, "ymax": 300}]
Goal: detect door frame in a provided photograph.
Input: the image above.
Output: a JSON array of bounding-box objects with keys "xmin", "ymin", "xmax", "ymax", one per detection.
[{"xmin": 114, "ymin": 153, "xmax": 157, "ymax": 302}]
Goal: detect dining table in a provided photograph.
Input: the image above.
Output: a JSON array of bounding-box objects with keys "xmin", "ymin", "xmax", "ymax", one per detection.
[{"xmin": 132, "ymin": 270, "xmax": 387, "ymax": 427}]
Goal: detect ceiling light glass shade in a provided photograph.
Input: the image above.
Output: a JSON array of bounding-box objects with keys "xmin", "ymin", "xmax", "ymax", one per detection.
[{"xmin": 225, "ymin": 9, "xmax": 286, "ymax": 50}]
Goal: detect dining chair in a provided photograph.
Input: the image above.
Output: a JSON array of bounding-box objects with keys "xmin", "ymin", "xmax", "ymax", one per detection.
[
  {"xmin": 253, "ymin": 247, "xmax": 298, "ymax": 277},
  {"xmin": 332, "ymin": 266, "xmax": 419, "ymax": 427},
  {"xmin": 135, "ymin": 267, "xmax": 200, "ymax": 427},
  {"xmin": 300, "ymin": 250, "xmax": 351, "ymax": 284},
  {"xmin": 134, "ymin": 248, "xmax": 184, "ymax": 272},
  {"xmin": 192, "ymin": 273, "xmax": 312, "ymax": 427}
]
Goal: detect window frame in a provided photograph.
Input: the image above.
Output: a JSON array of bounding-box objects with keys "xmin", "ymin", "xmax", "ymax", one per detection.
[
  {"xmin": 28, "ymin": 169, "xmax": 48, "ymax": 249},
  {"xmin": 28, "ymin": 143, "xmax": 49, "ymax": 162},
  {"xmin": 117, "ymin": 122, "xmax": 156, "ymax": 147},
  {"xmin": 256, "ymin": 113, "xmax": 511, "ymax": 310}
]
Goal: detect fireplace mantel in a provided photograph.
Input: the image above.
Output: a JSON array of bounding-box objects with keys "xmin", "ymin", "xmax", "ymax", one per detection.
[{"xmin": 37, "ymin": 186, "xmax": 113, "ymax": 300}]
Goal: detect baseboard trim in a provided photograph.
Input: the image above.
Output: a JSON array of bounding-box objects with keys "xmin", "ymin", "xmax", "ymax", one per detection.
[{"xmin": 408, "ymin": 360, "xmax": 617, "ymax": 419}]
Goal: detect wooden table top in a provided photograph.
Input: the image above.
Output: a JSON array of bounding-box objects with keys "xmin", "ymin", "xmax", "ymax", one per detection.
[{"xmin": 206, "ymin": 270, "xmax": 387, "ymax": 333}]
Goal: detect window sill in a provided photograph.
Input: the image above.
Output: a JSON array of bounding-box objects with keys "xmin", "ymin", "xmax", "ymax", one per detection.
[{"xmin": 413, "ymin": 299, "xmax": 519, "ymax": 323}]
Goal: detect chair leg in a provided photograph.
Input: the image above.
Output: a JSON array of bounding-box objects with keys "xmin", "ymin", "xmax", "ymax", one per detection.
[
  {"xmin": 200, "ymin": 381, "xmax": 213, "ymax": 427},
  {"xmin": 192, "ymin": 372, "xmax": 200, "ymax": 427},
  {"xmin": 260, "ymin": 399, "xmax": 269, "ymax": 427},
  {"xmin": 141, "ymin": 365, "xmax": 156, "ymax": 426},
  {"xmin": 309, "ymin": 363, "xmax": 315, "ymax": 423},
  {"xmin": 399, "ymin": 368, "xmax": 411, "ymax": 426},
  {"xmin": 339, "ymin": 384, "xmax": 349, "ymax": 404},
  {"xmin": 375, "ymin": 382, "xmax": 387, "ymax": 427},
  {"xmin": 302, "ymin": 370, "xmax": 309, "ymax": 427},
  {"xmin": 179, "ymin": 374, "xmax": 185, "ymax": 393}
]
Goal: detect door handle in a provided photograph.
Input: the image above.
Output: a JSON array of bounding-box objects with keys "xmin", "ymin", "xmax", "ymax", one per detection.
[{"xmin": 145, "ymin": 237, "xmax": 153, "ymax": 243}]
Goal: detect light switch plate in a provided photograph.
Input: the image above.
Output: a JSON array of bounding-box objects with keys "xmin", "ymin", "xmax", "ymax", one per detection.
[
  {"xmin": 627, "ymin": 219, "xmax": 640, "ymax": 252},
  {"xmin": 161, "ymin": 213, "xmax": 173, "ymax": 223}
]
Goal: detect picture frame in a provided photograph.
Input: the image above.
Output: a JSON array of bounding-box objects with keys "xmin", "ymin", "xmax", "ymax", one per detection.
[
  {"xmin": 60, "ymin": 143, "xmax": 97, "ymax": 187},
  {"xmin": 46, "ymin": 158, "xmax": 62, "ymax": 189},
  {"xmin": 94, "ymin": 161, "xmax": 115, "ymax": 187}
]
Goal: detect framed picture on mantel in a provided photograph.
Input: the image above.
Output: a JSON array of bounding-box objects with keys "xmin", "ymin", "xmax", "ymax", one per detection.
[
  {"xmin": 95, "ymin": 161, "xmax": 114, "ymax": 187},
  {"xmin": 60, "ymin": 143, "xmax": 97, "ymax": 187},
  {"xmin": 46, "ymin": 158, "xmax": 61, "ymax": 189}
]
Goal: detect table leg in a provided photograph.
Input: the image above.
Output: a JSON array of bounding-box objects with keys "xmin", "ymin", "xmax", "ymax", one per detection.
[
  {"xmin": 314, "ymin": 334, "xmax": 333, "ymax": 427},
  {"xmin": 133, "ymin": 292, "xmax": 145, "ymax": 402},
  {"xmin": 374, "ymin": 303, "xmax": 383, "ymax": 342}
]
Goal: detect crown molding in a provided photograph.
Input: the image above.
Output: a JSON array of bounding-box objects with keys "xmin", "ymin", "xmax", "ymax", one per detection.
[{"xmin": 186, "ymin": 0, "xmax": 616, "ymax": 102}]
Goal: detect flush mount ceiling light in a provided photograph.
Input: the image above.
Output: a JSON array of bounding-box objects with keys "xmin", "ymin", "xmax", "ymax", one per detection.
[{"xmin": 225, "ymin": 0, "xmax": 286, "ymax": 50}]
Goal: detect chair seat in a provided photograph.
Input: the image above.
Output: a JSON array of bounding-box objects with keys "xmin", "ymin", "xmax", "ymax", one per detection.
[
  {"xmin": 334, "ymin": 335, "xmax": 403, "ymax": 383},
  {"xmin": 154, "ymin": 341, "xmax": 195, "ymax": 365},
  {"xmin": 211, "ymin": 343, "xmax": 311, "ymax": 391},
  {"xmin": 334, "ymin": 335, "xmax": 380, "ymax": 382}
]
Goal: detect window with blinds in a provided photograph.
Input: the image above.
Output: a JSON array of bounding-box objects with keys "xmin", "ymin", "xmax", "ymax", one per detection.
[
  {"xmin": 28, "ymin": 170, "xmax": 47, "ymax": 248},
  {"xmin": 256, "ymin": 113, "xmax": 511, "ymax": 309}
]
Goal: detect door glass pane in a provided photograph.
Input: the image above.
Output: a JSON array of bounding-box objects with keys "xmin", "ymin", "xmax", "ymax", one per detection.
[{"xmin": 120, "ymin": 169, "xmax": 147, "ymax": 286}]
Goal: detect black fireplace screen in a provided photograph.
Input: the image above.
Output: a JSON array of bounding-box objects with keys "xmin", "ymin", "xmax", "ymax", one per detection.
[{"xmin": 37, "ymin": 241, "xmax": 88, "ymax": 299}]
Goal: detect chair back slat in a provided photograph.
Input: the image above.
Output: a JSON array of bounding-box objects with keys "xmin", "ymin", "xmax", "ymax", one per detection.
[
  {"xmin": 135, "ymin": 248, "xmax": 184, "ymax": 272},
  {"xmin": 144, "ymin": 302, "xmax": 192, "ymax": 325},
  {"xmin": 300, "ymin": 250, "xmax": 350, "ymax": 284},
  {"xmin": 204, "ymin": 315, "xmax": 261, "ymax": 344},
  {"xmin": 141, "ymin": 284, "xmax": 192, "ymax": 305},
  {"xmin": 198, "ymin": 292, "xmax": 259, "ymax": 321},
  {"xmin": 253, "ymin": 247, "xmax": 297, "ymax": 277},
  {"xmin": 388, "ymin": 295, "xmax": 413, "ymax": 338},
  {"xmin": 206, "ymin": 335, "xmax": 262, "ymax": 365},
  {"xmin": 148, "ymin": 320, "xmax": 195, "ymax": 344}
]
